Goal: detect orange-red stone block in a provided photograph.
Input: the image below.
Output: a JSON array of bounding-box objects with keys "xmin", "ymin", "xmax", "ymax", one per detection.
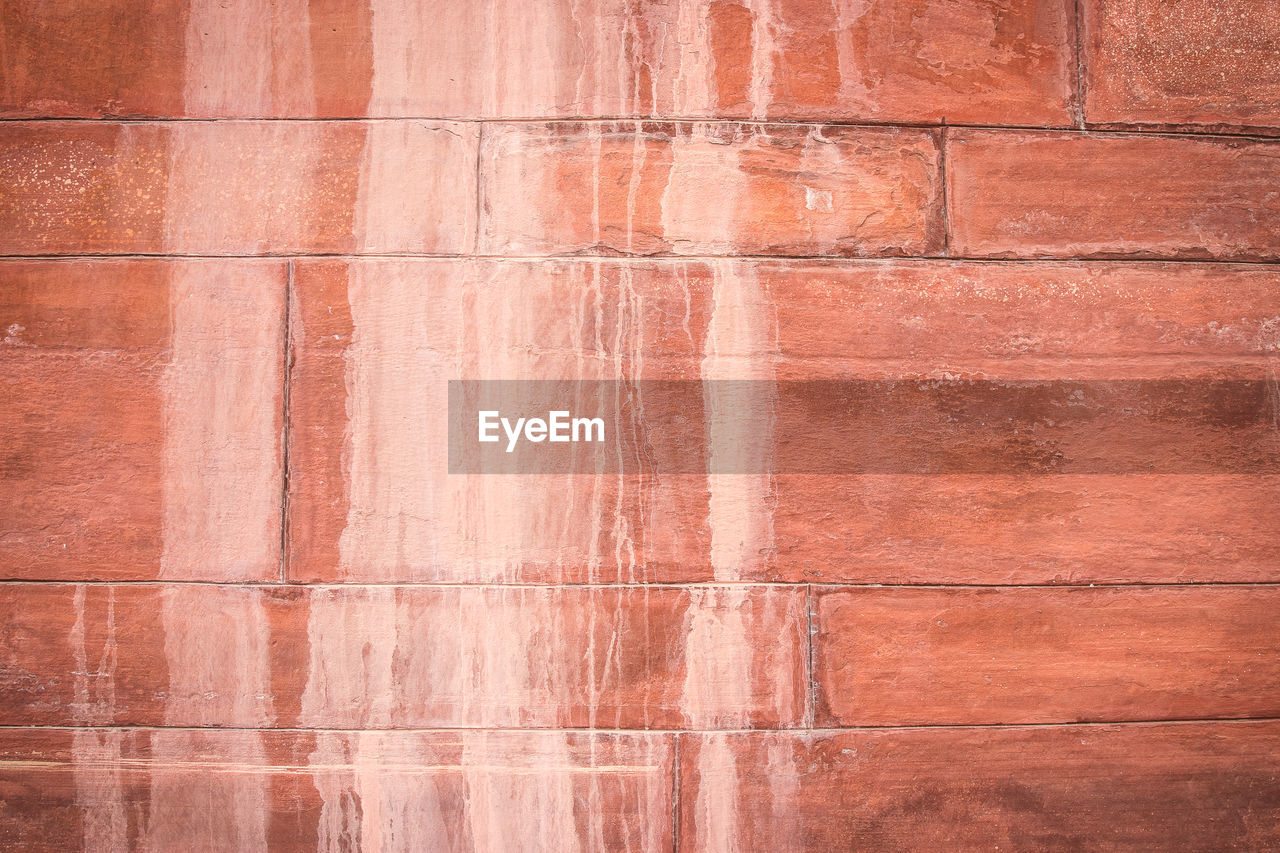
[
  {"xmin": 678, "ymin": 724, "xmax": 1280, "ymax": 849},
  {"xmin": 814, "ymin": 586, "xmax": 1280, "ymax": 725},
  {"xmin": 2, "ymin": 0, "xmax": 1074, "ymax": 125},
  {"xmin": 0, "ymin": 583, "xmax": 808, "ymax": 729},
  {"xmin": 479, "ymin": 123, "xmax": 944, "ymax": 257},
  {"xmin": 1083, "ymin": 0, "xmax": 1280, "ymax": 132},
  {"xmin": 0, "ymin": 121, "xmax": 476, "ymax": 255},
  {"xmin": 290, "ymin": 257, "xmax": 1280, "ymax": 585},
  {"xmin": 0, "ymin": 728, "xmax": 674, "ymax": 851},
  {"xmin": 0, "ymin": 259, "xmax": 284, "ymax": 581},
  {"xmin": 948, "ymin": 131, "xmax": 1280, "ymax": 261}
]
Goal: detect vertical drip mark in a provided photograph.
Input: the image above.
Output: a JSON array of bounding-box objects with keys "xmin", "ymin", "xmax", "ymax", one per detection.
[
  {"xmin": 353, "ymin": 732, "xmax": 388, "ymax": 850},
  {"xmin": 1073, "ymin": 0, "xmax": 1087, "ymax": 129},
  {"xmin": 150, "ymin": 588, "xmax": 273, "ymax": 850},
  {"xmin": 625, "ymin": 121, "xmax": 649, "ymax": 254},
  {"xmin": 160, "ymin": 586, "xmax": 274, "ymax": 727},
  {"xmin": 72, "ymin": 729, "xmax": 128, "ymax": 851},
  {"xmin": 831, "ymin": 0, "xmax": 860, "ymax": 118},
  {"xmin": 337, "ymin": 266, "xmax": 439, "ymax": 579},
  {"xmin": 691, "ymin": 733, "xmax": 740, "ymax": 853},
  {"xmin": 70, "ymin": 585, "xmax": 117, "ymax": 725},
  {"xmin": 473, "ymin": 123, "xmax": 486, "ymax": 254},
  {"xmin": 671, "ymin": 0, "xmax": 715, "ymax": 117},
  {"xmin": 144, "ymin": 731, "xmax": 269, "ymax": 852},
  {"xmin": 762, "ymin": 736, "xmax": 801, "ymax": 840},
  {"xmin": 746, "ymin": 0, "xmax": 779, "ymax": 120},
  {"xmin": 609, "ymin": 259, "xmax": 645, "ymax": 583},
  {"xmin": 590, "ymin": 122, "xmax": 604, "ymax": 249},
  {"xmin": 280, "ymin": 260, "xmax": 294, "ymax": 583},
  {"xmin": 310, "ymin": 732, "xmax": 360, "ymax": 851},
  {"xmin": 939, "ymin": 126, "xmax": 952, "ymax": 258},
  {"xmin": 672, "ymin": 734, "xmax": 682, "ymax": 853},
  {"xmin": 804, "ymin": 584, "xmax": 816, "ymax": 728},
  {"xmin": 700, "ymin": 261, "xmax": 777, "ymax": 581},
  {"xmin": 159, "ymin": 264, "xmax": 284, "ymax": 581},
  {"xmin": 460, "ymin": 732, "xmax": 581, "ymax": 852},
  {"xmin": 71, "ymin": 586, "xmax": 126, "ymax": 850},
  {"xmin": 680, "ymin": 587, "xmax": 754, "ymax": 729},
  {"xmin": 301, "ymin": 587, "xmax": 399, "ymax": 729}
]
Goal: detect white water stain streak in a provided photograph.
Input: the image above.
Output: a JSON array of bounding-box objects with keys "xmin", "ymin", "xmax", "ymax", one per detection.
[
  {"xmin": 300, "ymin": 587, "xmax": 398, "ymax": 729},
  {"xmin": 462, "ymin": 731, "xmax": 579, "ymax": 852},
  {"xmin": 181, "ymin": 0, "xmax": 315, "ymax": 116},
  {"xmin": 70, "ymin": 585, "xmax": 126, "ymax": 851},
  {"xmin": 308, "ymin": 731, "xmax": 670, "ymax": 853},
  {"xmin": 143, "ymin": 730, "xmax": 269, "ymax": 852},
  {"xmin": 71, "ymin": 729, "xmax": 128, "ymax": 851},
  {"xmin": 145, "ymin": 586, "xmax": 272, "ymax": 851},
  {"xmin": 150, "ymin": 259, "xmax": 281, "ymax": 850},
  {"xmin": 335, "ymin": 263, "xmax": 450, "ymax": 579},
  {"xmin": 746, "ymin": 0, "xmax": 779, "ymax": 119},
  {"xmin": 159, "ymin": 586, "xmax": 274, "ymax": 728},
  {"xmin": 159, "ymin": 263, "xmax": 283, "ymax": 580},
  {"xmin": 337, "ymin": 259, "xmax": 647, "ymax": 582},
  {"xmin": 354, "ymin": 120, "xmax": 477, "ymax": 254},
  {"xmin": 69, "ymin": 585, "xmax": 117, "ymax": 725},
  {"xmin": 670, "ymin": 0, "xmax": 716, "ymax": 116},
  {"xmin": 692, "ymin": 734, "xmax": 803, "ymax": 853},
  {"xmin": 679, "ymin": 586, "xmax": 802, "ymax": 732},
  {"xmin": 691, "ymin": 733, "xmax": 742, "ymax": 853},
  {"xmin": 699, "ymin": 261, "xmax": 778, "ymax": 581}
]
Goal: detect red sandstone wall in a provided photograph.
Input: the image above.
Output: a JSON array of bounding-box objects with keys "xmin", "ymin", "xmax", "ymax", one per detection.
[{"xmin": 1, "ymin": 1, "xmax": 1279, "ymax": 850}]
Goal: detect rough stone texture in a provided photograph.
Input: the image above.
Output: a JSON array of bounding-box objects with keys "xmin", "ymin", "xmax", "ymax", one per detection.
[
  {"xmin": 479, "ymin": 123, "xmax": 944, "ymax": 257},
  {"xmin": 0, "ymin": 728, "xmax": 674, "ymax": 852},
  {"xmin": 948, "ymin": 130, "xmax": 1280, "ymax": 261},
  {"xmin": 0, "ymin": 583, "xmax": 807, "ymax": 729},
  {"xmin": 1083, "ymin": 0, "xmax": 1280, "ymax": 132},
  {"xmin": 1, "ymin": 0, "xmax": 1074, "ymax": 125},
  {"xmin": 678, "ymin": 723, "xmax": 1280, "ymax": 850},
  {"xmin": 6, "ymin": 1, "xmax": 1280, "ymax": 847},
  {"xmin": 0, "ymin": 121, "xmax": 476, "ymax": 255},
  {"xmin": 0, "ymin": 260, "xmax": 284, "ymax": 581},
  {"xmin": 814, "ymin": 586, "xmax": 1280, "ymax": 726},
  {"xmin": 291, "ymin": 257, "xmax": 1280, "ymax": 584},
  {"xmin": 774, "ymin": 474, "xmax": 1280, "ymax": 585}
]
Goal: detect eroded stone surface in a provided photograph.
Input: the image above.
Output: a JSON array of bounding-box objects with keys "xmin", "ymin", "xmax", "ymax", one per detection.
[
  {"xmin": 814, "ymin": 585, "xmax": 1280, "ymax": 726},
  {"xmin": 1, "ymin": 0, "xmax": 1074, "ymax": 124},
  {"xmin": 948, "ymin": 130, "xmax": 1280, "ymax": 260},
  {"xmin": 478, "ymin": 122, "xmax": 944, "ymax": 257},
  {"xmin": 0, "ymin": 583, "xmax": 807, "ymax": 729},
  {"xmin": 0, "ymin": 728, "xmax": 675, "ymax": 852},
  {"xmin": 1084, "ymin": 0, "xmax": 1280, "ymax": 131},
  {"xmin": 0, "ymin": 121, "xmax": 476, "ymax": 254},
  {"xmin": 290, "ymin": 257, "xmax": 1280, "ymax": 585},
  {"xmin": 0, "ymin": 260, "xmax": 284, "ymax": 581},
  {"xmin": 678, "ymin": 724, "xmax": 1280, "ymax": 850}
]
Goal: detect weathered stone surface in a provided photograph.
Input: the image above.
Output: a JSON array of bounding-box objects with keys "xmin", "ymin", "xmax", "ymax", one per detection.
[
  {"xmin": 773, "ymin": 474, "xmax": 1280, "ymax": 584},
  {"xmin": 0, "ymin": 121, "xmax": 475, "ymax": 254},
  {"xmin": 0, "ymin": 260, "xmax": 284, "ymax": 581},
  {"xmin": 1083, "ymin": 0, "xmax": 1280, "ymax": 132},
  {"xmin": 1, "ymin": 0, "xmax": 1074, "ymax": 125},
  {"xmin": 479, "ymin": 123, "xmax": 944, "ymax": 257},
  {"xmin": 6, "ymin": 2, "xmax": 1280, "ymax": 845},
  {"xmin": 291, "ymin": 257, "xmax": 1280, "ymax": 584},
  {"xmin": 948, "ymin": 130, "xmax": 1280, "ymax": 261},
  {"xmin": 814, "ymin": 585, "xmax": 1280, "ymax": 725},
  {"xmin": 678, "ymin": 724, "xmax": 1280, "ymax": 850},
  {"xmin": 0, "ymin": 583, "xmax": 807, "ymax": 729},
  {"xmin": 0, "ymin": 728, "xmax": 674, "ymax": 852}
]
